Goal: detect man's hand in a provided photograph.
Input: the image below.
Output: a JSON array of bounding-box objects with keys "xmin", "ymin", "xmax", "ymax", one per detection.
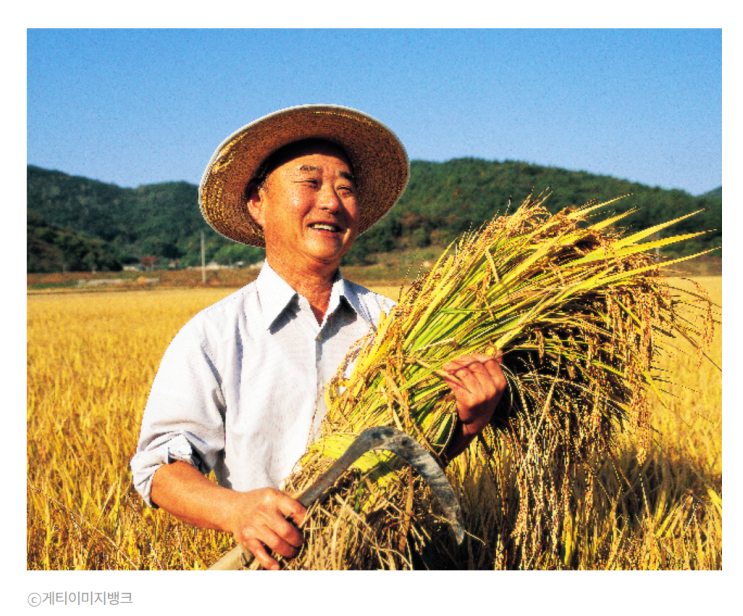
[
  {"xmin": 440, "ymin": 352, "xmax": 507, "ymax": 462},
  {"xmin": 150, "ymin": 462, "xmax": 305, "ymax": 571},
  {"xmin": 225, "ymin": 488, "xmax": 306, "ymax": 570}
]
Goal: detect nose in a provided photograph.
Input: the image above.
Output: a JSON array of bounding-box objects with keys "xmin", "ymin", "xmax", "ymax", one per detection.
[{"xmin": 318, "ymin": 184, "xmax": 342, "ymax": 212}]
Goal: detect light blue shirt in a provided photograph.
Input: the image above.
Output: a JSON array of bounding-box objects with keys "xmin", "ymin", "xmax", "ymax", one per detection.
[{"xmin": 131, "ymin": 262, "xmax": 394, "ymax": 507}]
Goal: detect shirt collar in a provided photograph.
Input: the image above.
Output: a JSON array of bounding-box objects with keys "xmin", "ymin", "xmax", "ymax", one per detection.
[
  {"xmin": 339, "ymin": 274, "xmax": 376, "ymax": 328},
  {"xmin": 256, "ymin": 261, "xmax": 373, "ymax": 330},
  {"xmin": 256, "ymin": 262, "xmax": 300, "ymax": 330}
]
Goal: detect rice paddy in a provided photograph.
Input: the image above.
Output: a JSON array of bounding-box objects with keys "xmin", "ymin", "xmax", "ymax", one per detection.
[{"xmin": 27, "ymin": 270, "xmax": 721, "ymax": 570}]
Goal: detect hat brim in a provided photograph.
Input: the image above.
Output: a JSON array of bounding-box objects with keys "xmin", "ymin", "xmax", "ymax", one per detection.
[{"xmin": 199, "ymin": 105, "xmax": 410, "ymax": 248}]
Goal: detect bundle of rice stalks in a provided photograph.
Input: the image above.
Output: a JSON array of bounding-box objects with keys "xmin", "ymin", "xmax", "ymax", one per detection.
[{"xmin": 276, "ymin": 192, "xmax": 718, "ymax": 570}]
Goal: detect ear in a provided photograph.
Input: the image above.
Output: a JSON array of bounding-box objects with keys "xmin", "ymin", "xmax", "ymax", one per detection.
[{"xmin": 245, "ymin": 182, "xmax": 266, "ymax": 228}]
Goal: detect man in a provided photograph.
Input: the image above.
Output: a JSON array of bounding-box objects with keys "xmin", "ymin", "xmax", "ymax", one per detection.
[{"xmin": 131, "ymin": 105, "xmax": 506, "ymax": 570}]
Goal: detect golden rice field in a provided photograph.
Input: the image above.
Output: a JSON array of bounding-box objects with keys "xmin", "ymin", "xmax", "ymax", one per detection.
[{"xmin": 26, "ymin": 277, "xmax": 722, "ymax": 570}]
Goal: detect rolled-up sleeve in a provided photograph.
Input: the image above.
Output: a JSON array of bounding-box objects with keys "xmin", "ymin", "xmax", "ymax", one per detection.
[{"xmin": 131, "ymin": 323, "xmax": 226, "ymax": 507}]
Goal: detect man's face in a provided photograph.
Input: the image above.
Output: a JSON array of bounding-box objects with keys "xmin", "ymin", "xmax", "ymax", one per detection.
[{"xmin": 247, "ymin": 142, "xmax": 359, "ymax": 273}]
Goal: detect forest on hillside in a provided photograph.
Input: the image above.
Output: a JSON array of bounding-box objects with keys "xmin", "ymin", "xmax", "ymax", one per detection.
[{"xmin": 27, "ymin": 161, "xmax": 721, "ymax": 273}]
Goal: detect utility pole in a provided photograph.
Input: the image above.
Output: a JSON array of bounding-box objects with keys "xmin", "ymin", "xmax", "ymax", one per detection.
[
  {"xmin": 201, "ymin": 231, "xmax": 206, "ymax": 283},
  {"xmin": 655, "ymin": 231, "xmax": 660, "ymax": 261}
]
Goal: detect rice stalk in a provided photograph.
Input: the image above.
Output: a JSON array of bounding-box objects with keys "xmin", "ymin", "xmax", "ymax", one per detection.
[{"xmin": 271, "ymin": 192, "xmax": 720, "ymax": 570}]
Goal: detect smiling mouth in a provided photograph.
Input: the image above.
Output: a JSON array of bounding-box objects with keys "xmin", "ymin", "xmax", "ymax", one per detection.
[{"xmin": 309, "ymin": 223, "xmax": 343, "ymax": 233}]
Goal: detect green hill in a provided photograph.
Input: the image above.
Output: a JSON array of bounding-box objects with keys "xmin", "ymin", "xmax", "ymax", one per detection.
[
  {"xmin": 700, "ymin": 186, "xmax": 722, "ymax": 199},
  {"xmin": 27, "ymin": 162, "xmax": 722, "ymax": 272},
  {"xmin": 27, "ymin": 166, "xmax": 264, "ymax": 272},
  {"xmin": 27, "ymin": 209, "xmax": 125, "ymax": 273},
  {"xmin": 344, "ymin": 159, "xmax": 721, "ymax": 265}
]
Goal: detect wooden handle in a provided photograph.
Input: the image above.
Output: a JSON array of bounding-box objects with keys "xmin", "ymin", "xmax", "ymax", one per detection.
[{"xmin": 207, "ymin": 544, "xmax": 252, "ymax": 570}]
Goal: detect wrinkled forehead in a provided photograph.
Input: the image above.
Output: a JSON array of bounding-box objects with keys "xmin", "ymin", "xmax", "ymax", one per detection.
[{"xmin": 253, "ymin": 138, "xmax": 354, "ymax": 185}]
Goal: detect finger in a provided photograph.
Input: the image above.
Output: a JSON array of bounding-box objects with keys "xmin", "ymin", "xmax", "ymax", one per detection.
[
  {"xmin": 446, "ymin": 352, "xmax": 502, "ymax": 368},
  {"xmin": 267, "ymin": 512, "xmax": 305, "ymax": 549},
  {"xmin": 277, "ymin": 494, "xmax": 307, "ymax": 527},
  {"xmin": 483, "ymin": 361, "xmax": 507, "ymax": 393},
  {"xmin": 451, "ymin": 371, "xmax": 500, "ymax": 422},
  {"xmin": 464, "ymin": 353, "xmax": 504, "ymax": 375},
  {"xmin": 481, "ymin": 356, "xmax": 505, "ymax": 377},
  {"xmin": 443, "ymin": 356, "xmax": 494, "ymax": 384},
  {"xmin": 443, "ymin": 358, "xmax": 483, "ymax": 385},
  {"xmin": 258, "ymin": 526, "xmax": 302, "ymax": 559},
  {"xmin": 452, "ymin": 355, "xmax": 505, "ymax": 394},
  {"xmin": 443, "ymin": 356, "xmax": 473, "ymax": 373},
  {"xmin": 476, "ymin": 354, "xmax": 506, "ymax": 377},
  {"xmin": 254, "ymin": 493, "xmax": 304, "ymax": 548},
  {"xmin": 463, "ymin": 358, "xmax": 497, "ymax": 381},
  {"xmin": 440, "ymin": 371, "xmax": 466, "ymax": 391},
  {"xmin": 468, "ymin": 362, "xmax": 504, "ymax": 400},
  {"xmin": 471, "ymin": 356, "xmax": 507, "ymax": 398},
  {"xmin": 453, "ymin": 362, "xmax": 495, "ymax": 398},
  {"xmin": 244, "ymin": 538, "xmax": 281, "ymax": 571}
]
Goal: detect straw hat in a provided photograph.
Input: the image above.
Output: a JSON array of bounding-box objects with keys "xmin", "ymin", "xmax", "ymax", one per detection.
[{"xmin": 199, "ymin": 104, "xmax": 409, "ymax": 247}]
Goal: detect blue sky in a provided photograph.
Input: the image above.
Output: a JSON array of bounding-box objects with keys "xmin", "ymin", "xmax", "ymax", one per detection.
[{"xmin": 27, "ymin": 29, "xmax": 721, "ymax": 195}]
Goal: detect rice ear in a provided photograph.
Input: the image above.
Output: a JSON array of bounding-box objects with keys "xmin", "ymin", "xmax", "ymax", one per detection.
[{"xmin": 280, "ymin": 193, "xmax": 718, "ymax": 570}]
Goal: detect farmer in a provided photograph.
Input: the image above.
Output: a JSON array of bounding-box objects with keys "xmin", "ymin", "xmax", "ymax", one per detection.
[{"xmin": 131, "ymin": 105, "xmax": 507, "ymax": 570}]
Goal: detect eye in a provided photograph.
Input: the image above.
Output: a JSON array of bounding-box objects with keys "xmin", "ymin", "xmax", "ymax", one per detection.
[{"xmin": 293, "ymin": 175, "xmax": 319, "ymax": 188}]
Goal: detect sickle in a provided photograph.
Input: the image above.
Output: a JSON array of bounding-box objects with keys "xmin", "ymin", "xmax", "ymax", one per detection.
[{"xmin": 208, "ymin": 426, "xmax": 464, "ymax": 570}]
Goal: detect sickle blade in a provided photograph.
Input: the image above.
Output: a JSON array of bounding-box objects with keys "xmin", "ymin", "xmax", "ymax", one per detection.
[{"xmin": 298, "ymin": 426, "xmax": 464, "ymax": 544}]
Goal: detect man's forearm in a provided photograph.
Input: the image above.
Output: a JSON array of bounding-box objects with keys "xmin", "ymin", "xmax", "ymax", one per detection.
[{"xmin": 150, "ymin": 461, "xmax": 237, "ymax": 532}]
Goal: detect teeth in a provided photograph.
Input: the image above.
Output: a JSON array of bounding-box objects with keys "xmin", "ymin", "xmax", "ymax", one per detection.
[{"xmin": 310, "ymin": 223, "xmax": 339, "ymax": 232}]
